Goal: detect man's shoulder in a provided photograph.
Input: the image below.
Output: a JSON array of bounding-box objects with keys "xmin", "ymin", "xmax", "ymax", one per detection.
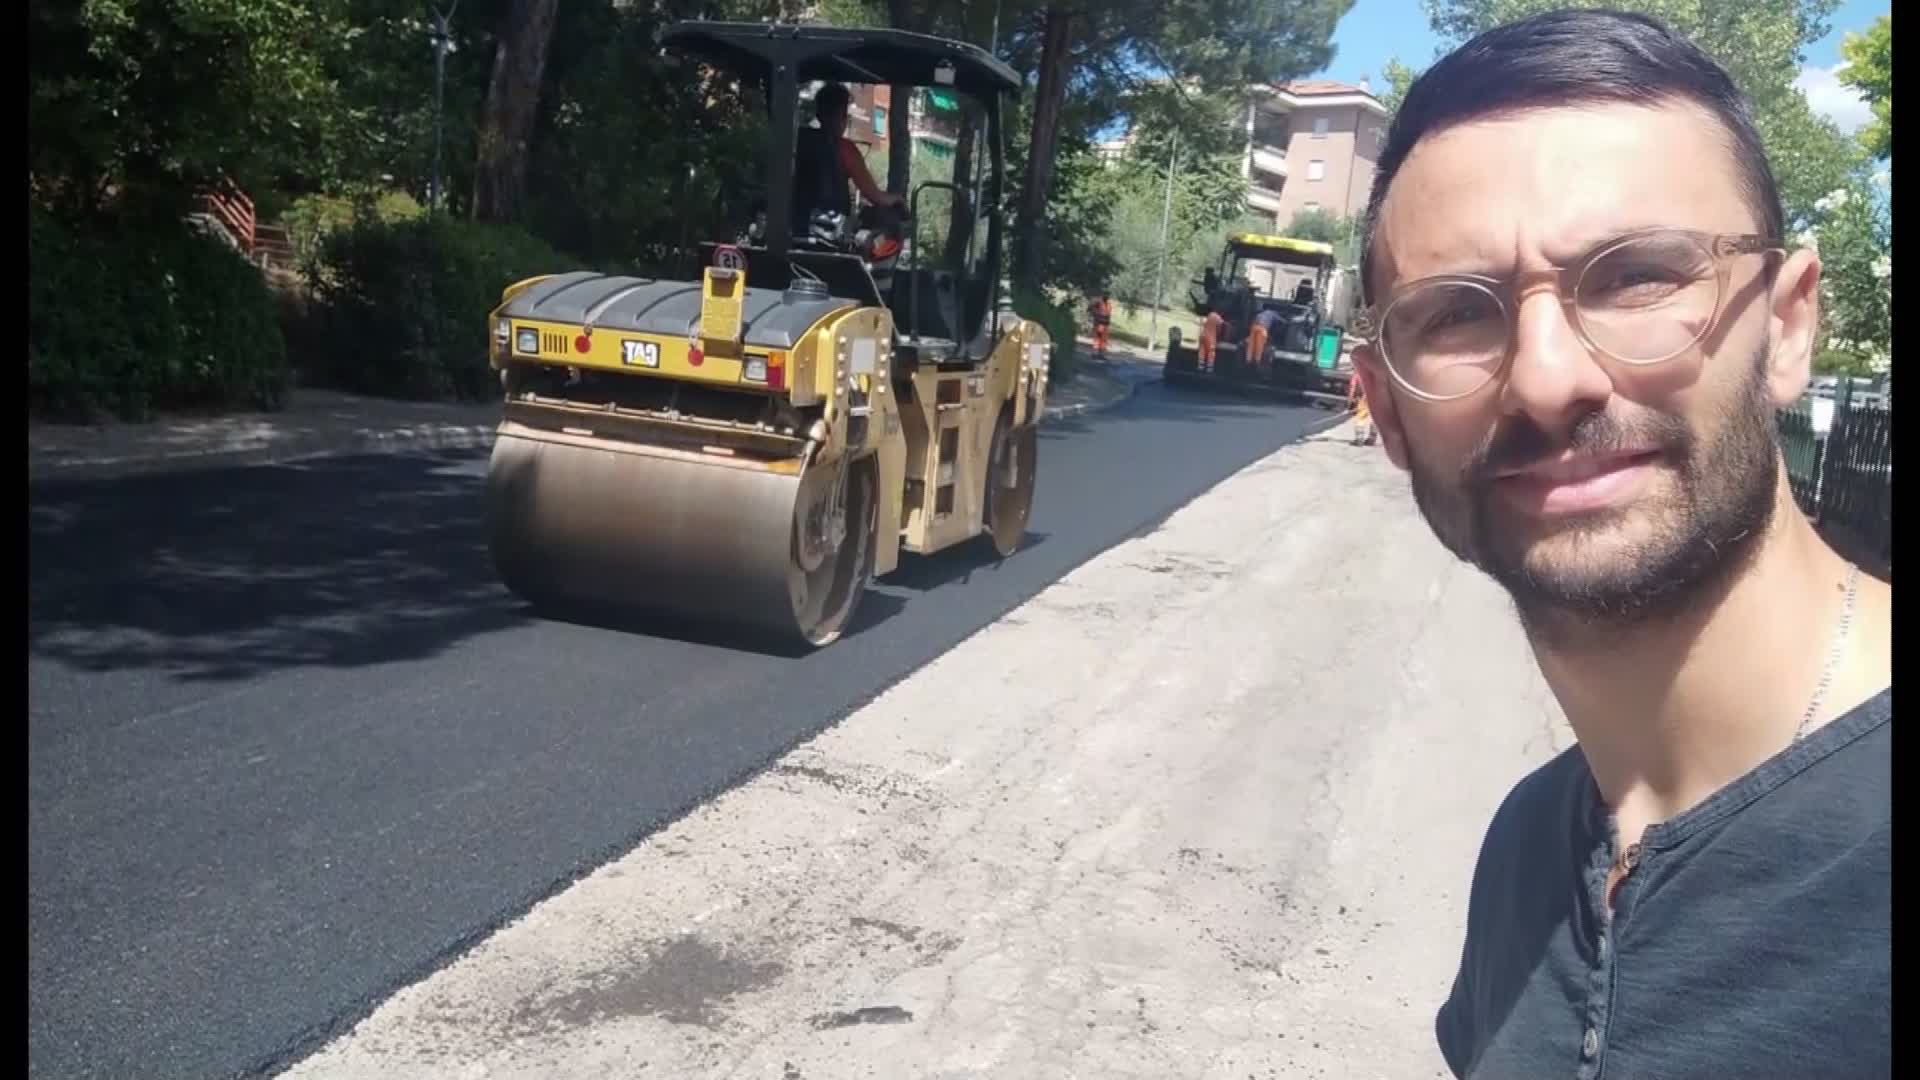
[
  {"xmin": 1474, "ymin": 745, "xmax": 1590, "ymax": 863},
  {"xmin": 1436, "ymin": 747, "xmax": 1591, "ymax": 1078}
]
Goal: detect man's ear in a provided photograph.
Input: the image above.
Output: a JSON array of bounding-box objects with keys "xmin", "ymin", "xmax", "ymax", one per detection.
[
  {"xmin": 1351, "ymin": 343, "xmax": 1411, "ymax": 471},
  {"xmin": 1765, "ymin": 247, "xmax": 1822, "ymax": 408}
]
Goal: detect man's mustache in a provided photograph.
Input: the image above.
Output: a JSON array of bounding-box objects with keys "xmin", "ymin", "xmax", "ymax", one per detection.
[{"xmin": 1464, "ymin": 408, "xmax": 1694, "ymax": 488}]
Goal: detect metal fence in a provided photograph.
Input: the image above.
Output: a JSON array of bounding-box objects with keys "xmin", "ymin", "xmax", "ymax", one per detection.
[{"xmin": 1777, "ymin": 391, "xmax": 1892, "ymax": 573}]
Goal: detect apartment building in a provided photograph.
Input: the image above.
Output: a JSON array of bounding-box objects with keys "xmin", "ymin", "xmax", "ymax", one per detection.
[
  {"xmin": 814, "ymin": 83, "xmax": 963, "ymax": 159},
  {"xmin": 1242, "ymin": 79, "xmax": 1391, "ymax": 229},
  {"xmin": 1092, "ymin": 77, "xmax": 1389, "ymax": 231}
]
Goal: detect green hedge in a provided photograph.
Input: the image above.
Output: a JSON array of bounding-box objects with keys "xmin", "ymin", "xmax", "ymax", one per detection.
[
  {"xmin": 308, "ymin": 215, "xmax": 570, "ymax": 401},
  {"xmin": 1013, "ymin": 287, "xmax": 1081, "ymax": 383},
  {"xmin": 29, "ymin": 208, "xmax": 290, "ymax": 422},
  {"xmin": 281, "ymin": 191, "xmax": 424, "ymax": 274}
]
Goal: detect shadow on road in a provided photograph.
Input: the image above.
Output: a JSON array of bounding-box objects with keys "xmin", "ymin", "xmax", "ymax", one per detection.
[
  {"xmin": 28, "ymin": 380, "xmax": 1326, "ymax": 684},
  {"xmin": 523, "ymin": 584, "xmax": 913, "ymax": 659},
  {"xmin": 880, "ymin": 531, "xmax": 1053, "ymax": 593},
  {"xmin": 29, "ymin": 445, "xmax": 984, "ymax": 679},
  {"xmin": 30, "ymin": 450, "xmax": 530, "ymax": 682}
]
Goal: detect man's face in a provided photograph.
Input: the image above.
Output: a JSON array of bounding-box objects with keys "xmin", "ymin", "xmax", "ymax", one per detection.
[{"xmin": 1353, "ymin": 100, "xmax": 1823, "ymax": 626}]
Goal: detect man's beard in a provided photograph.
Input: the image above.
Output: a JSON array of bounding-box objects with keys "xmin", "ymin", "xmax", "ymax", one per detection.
[{"xmin": 1405, "ymin": 351, "xmax": 1781, "ymax": 635}]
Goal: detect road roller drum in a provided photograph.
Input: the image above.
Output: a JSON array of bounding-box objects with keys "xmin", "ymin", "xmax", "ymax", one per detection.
[{"xmin": 486, "ymin": 425, "xmax": 878, "ymax": 645}]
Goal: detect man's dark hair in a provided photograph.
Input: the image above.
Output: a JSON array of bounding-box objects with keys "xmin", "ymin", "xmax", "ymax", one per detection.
[
  {"xmin": 814, "ymin": 82, "xmax": 852, "ymax": 121},
  {"xmin": 1360, "ymin": 9, "xmax": 1783, "ymax": 305}
]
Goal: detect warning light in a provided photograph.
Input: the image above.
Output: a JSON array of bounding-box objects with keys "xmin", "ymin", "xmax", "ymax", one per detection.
[
  {"xmin": 574, "ymin": 334, "xmax": 591, "ymax": 354},
  {"xmin": 688, "ymin": 344, "xmax": 705, "ymax": 367}
]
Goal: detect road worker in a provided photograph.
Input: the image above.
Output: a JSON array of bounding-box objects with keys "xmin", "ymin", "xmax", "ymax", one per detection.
[
  {"xmin": 1197, "ymin": 310, "xmax": 1224, "ymax": 371},
  {"xmin": 1088, "ymin": 293, "xmax": 1113, "ymax": 360}
]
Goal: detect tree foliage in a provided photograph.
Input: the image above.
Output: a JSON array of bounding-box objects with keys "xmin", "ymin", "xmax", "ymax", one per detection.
[
  {"xmin": 1098, "ymin": 144, "xmax": 1262, "ymax": 310},
  {"xmin": 1284, "ymin": 207, "xmax": 1361, "ymax": 266},
  {"xmin": 1376, "ymin": 56, "xmax": 1420, "ymax": 114},
  {"xmin": 1797, "ymin": 180, "xmax": 1892, "ymax": 375},
  {"xmin": 1837, "ymin": 14, "xmax": 1890, "ymax": 162},
  {"xmin": 1418, "ymin": 0, "xmax": 1865, "ymax": 231},
  {"xmin": 990, "ymin": 0, "xmax": 1353, "ymax": 290},
  {"xmin": 28, "ymin": 0, "xmax": 358, "ymax": 218},
  {"xmin": 25, "ymin": 0, "xmax": 1360, "ymax": 408}
]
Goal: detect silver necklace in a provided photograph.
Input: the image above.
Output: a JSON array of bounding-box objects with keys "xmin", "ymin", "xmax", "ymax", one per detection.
[
  {"xmin": 1611, "ymin": 561, "xmax": 1862, "ymax": 883},
  {"xmin": 1794, "ymin": 561, "xmax": 1862, "ymax": 743}
]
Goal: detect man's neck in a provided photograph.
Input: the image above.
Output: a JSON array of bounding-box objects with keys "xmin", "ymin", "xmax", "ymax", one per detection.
[{"xmin": 1524, "ymin": 487, "xmax": 1884, "ymax": 828}]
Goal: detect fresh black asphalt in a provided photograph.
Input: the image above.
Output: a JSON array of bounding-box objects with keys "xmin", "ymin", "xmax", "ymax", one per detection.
[{"xmin": 29, "ymin": 379, "xmax": 1337, "ymax": 1079}]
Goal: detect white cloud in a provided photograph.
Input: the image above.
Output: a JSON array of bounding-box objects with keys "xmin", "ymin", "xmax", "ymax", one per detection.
[{"xmin": 1795, "ymin": 62, "xmax": 1874, "ymax": 133}]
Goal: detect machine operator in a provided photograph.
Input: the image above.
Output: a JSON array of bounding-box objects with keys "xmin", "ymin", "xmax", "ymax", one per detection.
[{"xmin": 793, "ymin": 82, "xmax": 906, "ymax": 225}]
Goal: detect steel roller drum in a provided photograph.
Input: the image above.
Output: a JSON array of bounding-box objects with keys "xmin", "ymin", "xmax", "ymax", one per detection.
[
  {"xmin": 485, "ymin": 425, "xmax": 876, "ymax": 646},
  {"xmin": 984, "ymin": 413, "xmax": 1038, "ymax": 557}
]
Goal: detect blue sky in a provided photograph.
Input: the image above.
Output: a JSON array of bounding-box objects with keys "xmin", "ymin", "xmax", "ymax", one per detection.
[{"xmin": 1310, "ymin": 0, "xmax": 1889, "ymax": 134}]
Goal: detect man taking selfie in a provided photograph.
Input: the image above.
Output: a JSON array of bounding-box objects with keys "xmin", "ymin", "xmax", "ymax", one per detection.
[{"xmin": 1349, "ymin": 9, "xmax": 1892, "ymax": 1078}]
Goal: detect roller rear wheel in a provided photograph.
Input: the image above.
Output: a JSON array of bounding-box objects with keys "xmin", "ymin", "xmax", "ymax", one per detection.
[{"xmin": 983, "ymin": 408, "xmax": 1038, "ymax": 558}]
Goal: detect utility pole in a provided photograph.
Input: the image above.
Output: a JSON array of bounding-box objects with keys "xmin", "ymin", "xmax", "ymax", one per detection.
[
  {"xmin": 1147, "ymin": 129, "xmax": 1179, "ymax": 351},
  {"xmin": 427, "ymin": 1, "xmax": 460, "ymax": 214}
]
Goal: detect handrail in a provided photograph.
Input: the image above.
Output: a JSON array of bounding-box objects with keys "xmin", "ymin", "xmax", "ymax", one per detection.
[{"xmin": 198, "ymin": 176, "xmax": 256, "ymax": 254}]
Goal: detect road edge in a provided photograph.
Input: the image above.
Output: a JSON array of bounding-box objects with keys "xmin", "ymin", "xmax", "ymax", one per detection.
[{"xmin": 29, "ymin": 371, "xmax": 1142, "ymax": 485}]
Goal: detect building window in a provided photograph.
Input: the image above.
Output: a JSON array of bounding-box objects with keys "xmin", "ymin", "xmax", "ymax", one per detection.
[
  {"xmin": 874, "ymin": 106, "xmax": 887, "ymax": 137},
  {"xmin": 1312, "ymin": 116, "xmax": 1330, "ymax": 138},
  {"xmin": 1303, "ymin": 201, "xmax": 1321, "ymax": 212},
  {"xmin": 1307, "ymin": 159, "xmax": 1325, "ymax": 181}
]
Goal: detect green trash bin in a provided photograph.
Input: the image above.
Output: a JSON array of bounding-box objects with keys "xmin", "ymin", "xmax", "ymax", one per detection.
[{"xmin": 1314, "ymin": 326, "xmax": 1343, "ymax": 369}]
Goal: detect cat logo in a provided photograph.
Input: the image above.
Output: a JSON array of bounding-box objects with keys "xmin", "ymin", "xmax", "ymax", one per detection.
[{"xmin": 621, "ymin": 340, "xmax": 661, "ymax": 368}]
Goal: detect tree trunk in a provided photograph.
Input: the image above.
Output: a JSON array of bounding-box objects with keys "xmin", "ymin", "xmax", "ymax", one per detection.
[
  {"xmin": 471, "ymin": 0, "xmax": 559, "ymax": 224},
  {"xmin": 1013, "ymin": 5, "xmax": 1072, "ymax": 291},
  {"xmin": 940, "ymin": 0, "xmax": 977, "ymax": 268},
  {"xmin": 943, "ymin": 108, "xmax": 979, "ymax": 268},
  {"xmin": 886, "ymin": 0, "xmax": 917, "ymax": 198}
]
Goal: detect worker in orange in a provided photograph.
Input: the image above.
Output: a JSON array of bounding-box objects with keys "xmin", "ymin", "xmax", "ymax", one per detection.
[
  {"xmin": 793, "ymin": 83, "xmax": 905, "ymax": 223},
  {"xmin": 1088, "ymin": 293, "xmax": 1113, "ymax": 359},
  {"xmin": 1197, "ymin": 310, "xmax": 1224, "ymax": 371},
  {"xmin": 1346, "ymin": 368, "xmax": 1376, "ymax": 445},
  {"xmin": 1245, "ymin": 307, "xmax": 1279, "ymax": 372}
]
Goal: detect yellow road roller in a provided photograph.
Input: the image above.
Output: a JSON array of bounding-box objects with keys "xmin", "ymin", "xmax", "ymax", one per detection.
[{"xmin": 483, "ymin": 21, "xmax": 1052, "ymax": 647}]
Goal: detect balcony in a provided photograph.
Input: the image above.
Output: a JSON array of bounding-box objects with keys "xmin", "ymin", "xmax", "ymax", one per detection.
[
  {"xmin": 1247, "ymin": 186, "xmax": 1284, "ymax": 214},
  {"xmin": 1250, "ymin": 144, "xmax": 1288, "ymax": 177}
]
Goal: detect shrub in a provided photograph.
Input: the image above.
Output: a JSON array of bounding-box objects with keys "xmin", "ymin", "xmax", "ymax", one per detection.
[
  {"xmin": 29, "ymin": 207, "xmax": 290, "ymax": 421},
  {"xmin": 1012, "ymin": 286, "xmax": 1081, "ymax": 383},
  {"xmin": 282, "ymin": 190, "xmax": 424, "ymax": 276},
  {"xmin": 308, "ymin": 215, "xmax": 570, "ymax": 401}
]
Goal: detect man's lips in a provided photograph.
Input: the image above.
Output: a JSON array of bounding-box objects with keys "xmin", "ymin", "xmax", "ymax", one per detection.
[
  {"xmin": 1489, "ymin": 449, "xmax": 1665, "ymax": 514},
  {"xmin": 1493, "ymin": 448, "xmax": 1663, "ymax": 482}
]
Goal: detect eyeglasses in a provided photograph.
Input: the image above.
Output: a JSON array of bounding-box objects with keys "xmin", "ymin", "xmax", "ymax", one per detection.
[{"xmin": 1363, "ymin": 228, "xmax": 1785, "ymax": 402}]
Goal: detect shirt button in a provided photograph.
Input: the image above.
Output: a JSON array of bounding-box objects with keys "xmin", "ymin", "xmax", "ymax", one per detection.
[{"xmin": 1583, "ymin": 1027, "xmax": 1601, "ymax": 1058}]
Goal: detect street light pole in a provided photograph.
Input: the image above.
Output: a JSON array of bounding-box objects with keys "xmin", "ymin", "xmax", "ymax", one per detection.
[
  {"xmin": 1148, "ymin": 129, "xmax": 1179, "ymax": 351},
  {"xmin": 428, "ymin": 1, "xmax": 459, "ymax": 214}
]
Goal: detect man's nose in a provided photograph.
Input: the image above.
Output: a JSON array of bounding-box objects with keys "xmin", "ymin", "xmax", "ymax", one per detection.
[{"xmin": 1497, "ymin": 288, "xmax": 1614, "ymax": 435}]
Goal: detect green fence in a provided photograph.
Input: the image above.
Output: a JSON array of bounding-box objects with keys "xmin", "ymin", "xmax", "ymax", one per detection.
[{"xmin": 1777, "ymin": 393, "xmax": 1892, "ymax": 573}]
